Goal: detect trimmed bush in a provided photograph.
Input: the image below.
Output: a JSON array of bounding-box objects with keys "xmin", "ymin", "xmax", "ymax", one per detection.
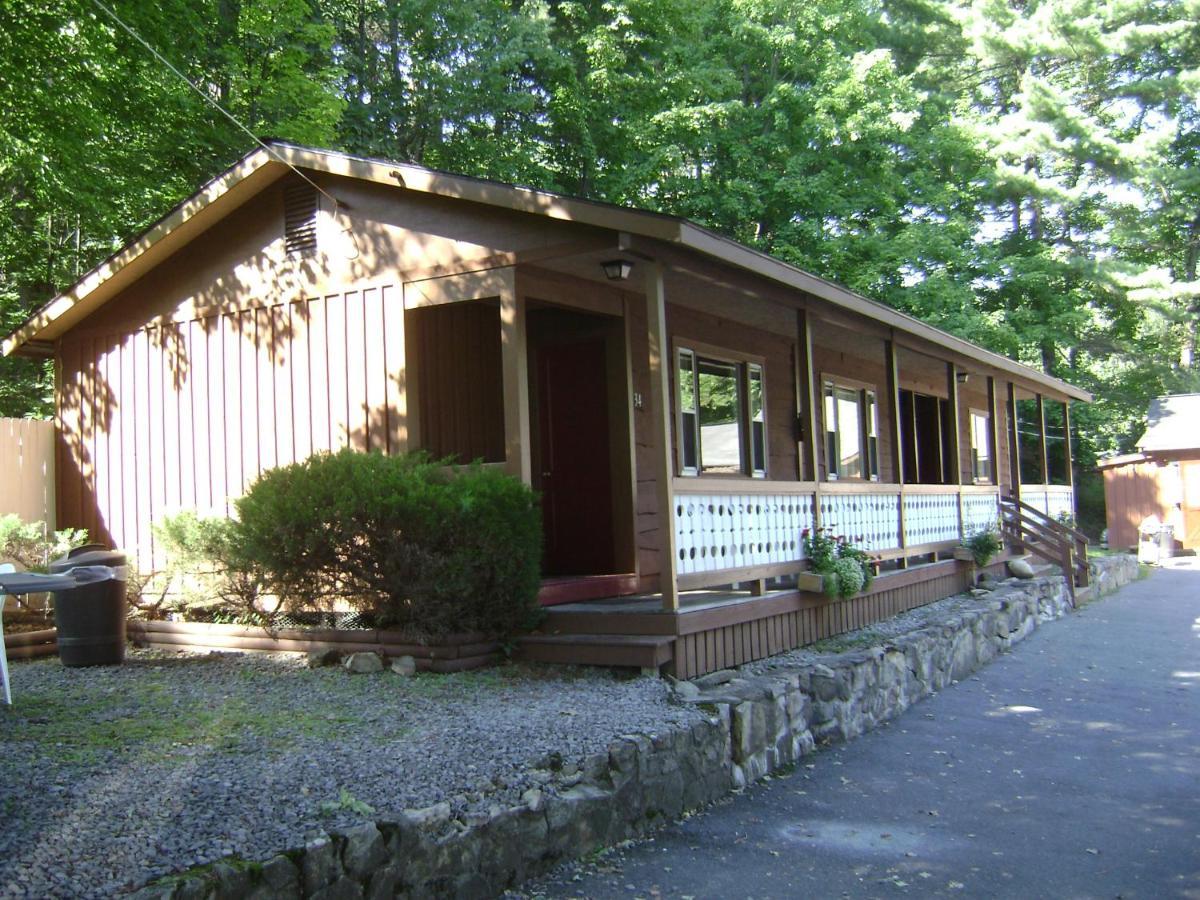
[
  {"xmin": 0, "ymin": 514, "xmax": 88, "ymax": 572},
  {"xmin": 232, "ymin": 449, "xmax": 542, "ymax": 638},
  {"xmin": 153, "ymin": 510, "xmax": 268, "ymax": 621}
]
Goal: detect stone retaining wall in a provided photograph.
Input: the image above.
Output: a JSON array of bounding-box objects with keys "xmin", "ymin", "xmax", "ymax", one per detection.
[{"xmin": 134, "ymin": 556, "xmax": 1137, "ymax": 900}]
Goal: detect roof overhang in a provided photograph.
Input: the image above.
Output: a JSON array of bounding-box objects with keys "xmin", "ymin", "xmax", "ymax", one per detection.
[{"xmin": 3, "ymin": 142, "xmax": 1091, "ymax": 402}]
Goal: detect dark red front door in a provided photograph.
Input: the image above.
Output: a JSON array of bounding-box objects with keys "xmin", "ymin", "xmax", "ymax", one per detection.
[{"xmin": 537, "ymin": 338, "xmax": 615, "ymax": 575}]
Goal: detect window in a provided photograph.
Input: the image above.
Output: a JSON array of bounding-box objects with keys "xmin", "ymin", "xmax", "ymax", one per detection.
[
  {"xmin": 970, "ymin": 410, "xmax": 992, "ymax": 483},
  {"xmin": 677, "ymin": 347, "xmax": 766, "ymax": 477},
  {"xmin": 823, "ymin": 379, "xmax": 879, "ymax": 481}
]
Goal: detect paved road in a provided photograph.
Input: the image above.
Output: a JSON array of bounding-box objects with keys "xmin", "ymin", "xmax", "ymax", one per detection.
[{"xmin": 523, "ymin": 564, "xmax": 1200, "ymax": 899}]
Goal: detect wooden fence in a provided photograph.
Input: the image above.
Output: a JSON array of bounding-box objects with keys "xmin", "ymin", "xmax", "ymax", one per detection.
[{"xmin": 0, "ymin": 418, "xmax": 55, "ymax": 529}]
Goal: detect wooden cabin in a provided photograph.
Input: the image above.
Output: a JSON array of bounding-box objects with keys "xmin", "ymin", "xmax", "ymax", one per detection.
[
  {"xmin": 1100, "ymin": 394, "xmax": 1200, "ymax": 552},
  {"xmin": 2, "ymin": 143, "xmax": 1090, "ymax": 677}
]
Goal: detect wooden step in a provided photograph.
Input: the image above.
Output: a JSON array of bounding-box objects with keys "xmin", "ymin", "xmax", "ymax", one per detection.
[
  {"xmin": 517, "ymin": 633, "xmax": 674, "ymax": 670},
  {"xmin": 537, "ymin": 573, "xmax": 640, "ymax": 607}
]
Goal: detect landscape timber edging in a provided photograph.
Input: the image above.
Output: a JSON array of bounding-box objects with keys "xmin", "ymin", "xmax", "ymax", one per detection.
[
  {"xmin": 130, "ymin": 554, "xmax": 1138, "ymax": 900},
  {"xmin": 125, "ymin": 620, "xmax": 502, "ymax": 673}
]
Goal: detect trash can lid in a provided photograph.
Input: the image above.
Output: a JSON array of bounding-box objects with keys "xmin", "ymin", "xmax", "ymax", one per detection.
[
  {"xmin": 49, "ymin": 549, "xmax": 127, "ymax": 573},
  {"xmin": 0, "ymin": 571, "xmax": 79, "ymax": 595}
]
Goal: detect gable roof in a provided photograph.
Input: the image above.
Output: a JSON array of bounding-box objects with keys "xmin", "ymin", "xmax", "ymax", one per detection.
[
  {"xmin": 1137, "ymin": 394, "xmax": 1200, "ymax": 453},
  {"xmin": 3, "ymin": 141, "xmax": 1090, "ymax": 401}
]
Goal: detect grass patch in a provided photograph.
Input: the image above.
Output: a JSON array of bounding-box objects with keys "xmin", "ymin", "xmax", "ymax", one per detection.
[
  {"xmin": 0, "ymin": 664, "xmax": 408, "ymax": 765},
  {"xmin": 808, "ymin": 629, "xmax": 886, "ymax": 654}
]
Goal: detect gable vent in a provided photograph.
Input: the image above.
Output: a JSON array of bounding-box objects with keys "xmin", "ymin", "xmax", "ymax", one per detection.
[{"xmin": 283, "ymin": 184, "xmax": 319, "ymax": 257}]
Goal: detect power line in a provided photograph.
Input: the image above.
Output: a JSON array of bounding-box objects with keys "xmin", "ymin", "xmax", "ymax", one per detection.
[{"xmin": 86, "ymin": 0, "xmax": 340, "ymax": 212}]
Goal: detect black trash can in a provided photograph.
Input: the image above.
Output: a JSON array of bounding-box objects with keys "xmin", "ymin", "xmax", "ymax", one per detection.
[{"xmin": 49, "ymin": 550, "xmax": 128, "ymax": 666}]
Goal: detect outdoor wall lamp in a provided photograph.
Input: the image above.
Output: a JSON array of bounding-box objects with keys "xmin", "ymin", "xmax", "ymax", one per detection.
[
  {"xmin": 601, "ymin": 259, "xmax": 634, "ymax": 281},
  {"xmin": 956, "ymin": 371, "xmax": 970, "ymax": 384}
]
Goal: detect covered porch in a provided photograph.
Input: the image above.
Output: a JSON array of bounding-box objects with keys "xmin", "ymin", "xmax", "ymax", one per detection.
[{"xmin": 397, "ymin": 234, "xmax": 1082, "ymax": 677}]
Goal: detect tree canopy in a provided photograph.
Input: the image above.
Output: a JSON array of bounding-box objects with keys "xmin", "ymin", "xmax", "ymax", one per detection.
[{"xmin": 1, "ymin": 0, "xmax": 1196, "ymax": 529}]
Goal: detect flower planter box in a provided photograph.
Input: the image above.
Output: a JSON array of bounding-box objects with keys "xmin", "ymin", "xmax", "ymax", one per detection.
[
  {"xmin": 953, "ymin": 547, "xmax": 976, "ymax": 562},
  {"xmin": 796, "ymin": 572, "xmax": 827, "ymax": 594}
]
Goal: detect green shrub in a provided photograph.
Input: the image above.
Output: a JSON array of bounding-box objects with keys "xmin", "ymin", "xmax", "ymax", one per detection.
[
  {"xmin": 801, "ymin": 527, "xmax": 875, "ymax": 598},
  {"xmin": 828, "ymin": 556, "xmax": 866, "ymax": 598},
  {"xmin": 962, "ymin": 526, "xmax": 1003, "ymax": 568},
  {"xmin": 233, "ymin": 449, "xmax": 542, "ymax": 639},
  {"xmin": 0, "ymin": 514, "xmax": 88, "ymax": 571},
  {"xmin": 152, "ymin": 511, "xmax": 268, "ymax": 621}
]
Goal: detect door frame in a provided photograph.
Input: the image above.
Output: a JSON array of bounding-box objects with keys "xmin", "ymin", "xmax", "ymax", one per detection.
[{"xmin": 523, "ymin": 299, "xmax": 638, "ymax": 578}]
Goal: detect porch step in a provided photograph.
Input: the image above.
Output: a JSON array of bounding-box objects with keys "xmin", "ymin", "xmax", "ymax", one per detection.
[
  {"xmin": 517, "ymin": 633, "xmax": 674, "ymax": 670},
  {"xmin": 537, "ymin": 573, "xmax": 641, "ymax": 607}
]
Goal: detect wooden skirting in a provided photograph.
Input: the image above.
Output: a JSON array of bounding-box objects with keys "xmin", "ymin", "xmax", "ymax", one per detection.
[
  {"xmin": 3, "ymin": 627, "xmax": 58, "ymax": 660},
  {"xmin": 671, "ymin": 565, "xmax": 972, "ymax": 680},
  {"xmin": 127, "ymin": 620, "xmax": 500, "ymax": 673}
]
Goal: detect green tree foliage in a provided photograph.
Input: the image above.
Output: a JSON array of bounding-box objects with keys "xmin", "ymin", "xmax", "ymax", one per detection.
[
  {"xmin": 0, "ymin": 0, "xmax": 341, "ymax": 413},
  {"xmin": 2, "ymin": 0, "xmax": 1197, "ymax": 526}
]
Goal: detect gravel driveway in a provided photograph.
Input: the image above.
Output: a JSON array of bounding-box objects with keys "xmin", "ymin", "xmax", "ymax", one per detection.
[{"xmin": 0, "ymin": 651, "xmax": 703, "ymax": 898}]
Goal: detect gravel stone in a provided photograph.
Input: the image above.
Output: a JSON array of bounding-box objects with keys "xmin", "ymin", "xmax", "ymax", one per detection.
[{"xmin": 0, "ymin": 650, "xmax": 699, "ymax": 897}]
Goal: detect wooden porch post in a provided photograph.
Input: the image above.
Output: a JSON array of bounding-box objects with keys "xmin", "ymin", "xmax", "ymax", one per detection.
[
  {"xmin": 1007, "ymin": 382, "xmax": 1021, "ymax": 501},
  {"xmin": 645, "ymin": 262, "xmax": 679, "ymax": 611},
  {"xmin": 945, "ymin": 363, "xmax": 962, "ymax": 485},
  {"xmin": 499, "ymin": 269, "xmax": 532, "ymax": 484},
  {"xmin": 1036, "ymin": 393, "xmax": 1049, "ymax": 487},
  {"xmin": 885, "ymin": 338, "xmax": 907, "ymax": 565},
  {"xmin": 795, "ymin": 309, "xmax": 820, "ymax": 484},
  {"xmin": 947, "ymin": 362, "xmax": 963, "ymax": 542},
  {"xmin": 985, "ymin": 375, "xmax": 999, "ymax": 487},
  {"xmin": 1063, "ymin": 400, "xmax": 1075, "ymax": 499}
]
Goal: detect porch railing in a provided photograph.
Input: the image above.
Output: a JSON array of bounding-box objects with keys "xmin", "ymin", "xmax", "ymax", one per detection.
[
  {"xmin": 1019, "ymin": 484, "xmax": 1075, "ymax": 522},
  {"xmin": 1000, "ymin": 495, "xmax": 1089, "ymax": 605},
  {"xmin": 673, "ymin": 479, "xmax": 1011, "ymax": 591}
]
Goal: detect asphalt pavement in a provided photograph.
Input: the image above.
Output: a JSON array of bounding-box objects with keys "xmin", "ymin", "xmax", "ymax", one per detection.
[{"xmin": 522, "ymin": 561, "xmax": 1200, "ymax": 899}]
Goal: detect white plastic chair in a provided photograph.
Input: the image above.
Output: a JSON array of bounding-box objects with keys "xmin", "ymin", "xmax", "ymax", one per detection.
[{"xmin": 0, "ymin": 562, "xmax": 14, "ymax": 706}]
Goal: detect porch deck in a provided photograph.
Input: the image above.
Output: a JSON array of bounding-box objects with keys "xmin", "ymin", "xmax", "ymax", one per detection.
[{"xmin": 520, "ymin": 555, "xmax": 1008, "ymax": 679}]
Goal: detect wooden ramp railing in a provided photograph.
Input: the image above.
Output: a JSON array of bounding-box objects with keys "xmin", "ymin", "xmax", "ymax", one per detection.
[{"xmin": 1000, "ymin": 495, "xmax": 1090, "ymax": 605}]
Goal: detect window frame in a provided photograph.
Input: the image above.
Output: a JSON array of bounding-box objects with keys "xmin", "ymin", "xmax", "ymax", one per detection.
[
  {"xmin": 674, "ymin": 341, "xmax": 768, "ymax": 479},
  {"xmin": 821, "ymin": 374, "xmax": 880, "ymax": 482},
  {"xmin": 968, "ymin": 408, "xmax": 994, "ymax": 484}
]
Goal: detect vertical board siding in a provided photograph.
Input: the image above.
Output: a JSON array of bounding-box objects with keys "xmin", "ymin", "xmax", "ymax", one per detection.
[
  {"xmin": 406, "ymin": 303, "xmax": 505, "ymax": 464},
  {"xmin": 56, "ymin": 284, "xmax": 406, "ymax": 568},
  {"xmin": 671, "ymin": 569, "xmax": 972, "ymax": 679}
]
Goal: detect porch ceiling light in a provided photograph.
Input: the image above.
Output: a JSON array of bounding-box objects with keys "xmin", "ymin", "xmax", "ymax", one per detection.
[{"xmin": 601, "ymin": 259, "xmax": 634, "ymax": 281}]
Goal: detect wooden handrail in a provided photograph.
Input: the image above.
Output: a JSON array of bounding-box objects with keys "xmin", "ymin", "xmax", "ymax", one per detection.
[
  {"xmin": 1007, "ymin": 496, "xmax": 1089, "ymax": 544},
  {"xmin": 1000, "ymin": 494, "xmax": 1090, "ymax": 602}
]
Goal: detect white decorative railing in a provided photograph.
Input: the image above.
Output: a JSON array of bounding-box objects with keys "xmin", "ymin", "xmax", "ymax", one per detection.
[
  {"xmin": 674, "ymin": 491, "xmax": 816, "ymax": 577},
  {"xmin": 672, "ymin": 481, "xmax": 1007, "ymax": 588},
  {"xmin": 902, "ymin": 491, "xmax": 960, "ymax": 546},
  {"xmin": 961, "ymin": 491, "xmax": 1002, "ymax": 536},
  {"xmin": 817, "ymin": 491, "xmax": 901, "ymax": 552},
  {"xmin": 1021, "ymin": 484, "xmax": 1075, "ymax": 522}
]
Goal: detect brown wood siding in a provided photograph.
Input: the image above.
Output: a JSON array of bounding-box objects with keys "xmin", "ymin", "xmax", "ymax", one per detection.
[
  {"xmin": 810, "ymin": 324, "xmax": 894, "ymax": 483},
  {"xmin": 670, "ymin": 567, "xmax": 972, "ymax": 679},
  {"xmin": 406, "ymin": 303, "xmax": 505, "ymax": 464},
  {"xmin": 666, "ymin": 302, "xmax": 799, "ymax": 481},
  {"xmin": 56, "ymin": 285, "xmax": 404, "ymax": 566},
  {"xmin": 627, "ymin": 294, "xmax": 660, "ymax": 591},
  {"xmin": 1102, "ymin": 457, "xmax": 1175, "ymax": 550}
]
